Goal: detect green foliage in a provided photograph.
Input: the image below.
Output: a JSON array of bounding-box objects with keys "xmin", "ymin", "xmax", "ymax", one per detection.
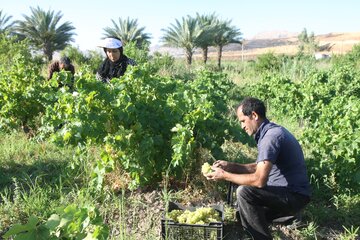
[
  {"xmin": 246, "ymin": 60, "xmax": 360, "ymax": 194},
  {"xmin": 255, "ymin": 52, "xmax": 282, "ymax": 72},
  {"xmin": 123, "ymin": 41, "xmax": 150, "ymax": 65},
  {"xmin": 0, "ymin": 132, "xmax": 71, "ymax": 187},
  {"xmin": 0, "ymin": 36, "xmax": 245, "ymax": 189},
  {"xmin": 61, "ymin": 45, "xmax": 88, "ymax": 65},
  {"xmin": 346, "ymin": 44, "xmax": 360, "ymax": 63},
  {"xmin": 332, "ymin": 44, "xmax": 360, "ymax": 69},
  {"xmin": 339, "ymin": 226, "xmax": 359, "ymax": 240},
  {"xmin": 301, "ymin": 66, "xmax": 360, "ymax": 193},
  {"xmin": 149, "ymin": 52, "xmax": 175, "ymax": 74},
  {"xmin": 0, "ymin": 33, "xmax": 32, "ymax": 67},
  {"xmin": 3, "ymin": 204, "xmax": 109, "ymax": 240},
  {"xmin": 244, "ymin": 73, "xmax": 301, "ymax": 118},
  {"xmin": 3, "ymin": 215, "xmax": 47, "ymax": 240},
  {"xmin": 195, "ymin": 12, "xmax": 219, "ymax": 64},
  {"xmin": 14, "ymin": 6, "xmax": 76, "ymax": 61},
  {"xmin": 332, "ymin": 193, "xmax": 360, "ymax": 226},
  {"xmin": 297, "ymin": 28, "xmax": 319, "ymax": 55},
  {"xmin": 161, "ymin": 15, "xmax": 203, "ymax": 65},
  {"xmin": 2, "ymin": 31, "xmax": 360, "ymax": 239},
  {"xmin": 0, "ymin": 131, "xmax": 104, "ymax": 233},
  {"xmin": 297, "ymin": 221, "xmax": 319, "ymax": 240},
  {"xmin": 37, "ymin": 65, "xmax": 239, "ymax": 188},
  {"xmin": 0, "ymin": 10, "xmax": 14, "ymax": 34},
  {"xmin": 84, "ymin": 50, "xmax": 104, "ymax": 74},
  {"xmin": 212, "ymin": 18, "xmax": 242, "ymax": 68},
  {"xmin": 102, "ymin": 17, "xmax": 151, "ymax": 47},
  {"xmin": 0, "ymin": 53, "xmax": 52, "ymax": 131},
  {"xmin": 60, "ymin": 45, "xmax": 104, "ymax": 74}
]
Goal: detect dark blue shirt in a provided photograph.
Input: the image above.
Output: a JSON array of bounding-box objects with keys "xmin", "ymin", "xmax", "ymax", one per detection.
[{"xmin": 255, "ymin": 119, "xmax": 311, "ymax": 196}]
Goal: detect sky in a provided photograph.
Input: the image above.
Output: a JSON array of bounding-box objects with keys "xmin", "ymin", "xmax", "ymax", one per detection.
[{"xmin": 1, "ymin": 0, "xmax": 359, "ymax": 52}]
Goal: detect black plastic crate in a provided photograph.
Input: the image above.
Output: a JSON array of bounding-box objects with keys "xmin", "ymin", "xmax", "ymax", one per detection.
[{"xmin": 161, "ymin": 202, "xmax": 224, "ymax": 240}]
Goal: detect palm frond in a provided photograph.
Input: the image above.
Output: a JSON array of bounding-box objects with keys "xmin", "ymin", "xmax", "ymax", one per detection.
[
  {"xmin": 13, "ymin": 6, "xmax": 75, "ymax": 60},
  {"xmin": 103, "ymin": 17, "xmax": 151, "ymax": 47}
]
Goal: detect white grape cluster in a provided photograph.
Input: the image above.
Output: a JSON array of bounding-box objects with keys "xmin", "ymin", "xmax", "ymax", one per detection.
[
  {"xmin": 167, "ymin": 207, "xmax": 221, "ymax": 225},
  {"xmin": 201, "ymin": 162, "xmax": 212, "ymax": 175}
]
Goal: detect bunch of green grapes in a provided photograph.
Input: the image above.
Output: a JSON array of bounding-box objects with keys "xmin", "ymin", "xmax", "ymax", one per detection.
[
  {"xmin": 167, "ymin": 207, "xmax": 221, "ymax": 224},
  {"xmin": 177, "ymin": 210, "xmax": 191, "ymax": 223},
  {"xmin": 201, "ymin": 162, "xmax": 213, "ymax": 175},
  {"xmin": 167, "ymin": 209, "xmax": 183, "ymax": 222}
]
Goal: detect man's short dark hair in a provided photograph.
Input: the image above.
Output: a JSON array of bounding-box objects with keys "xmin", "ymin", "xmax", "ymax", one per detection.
[
  {"xmin": 238, "ymin": 97, "xmax": 266, "ymax": 119},
  {"xmin": 60, "ymin": 56, "xmax": 71, "ymax": 66}
]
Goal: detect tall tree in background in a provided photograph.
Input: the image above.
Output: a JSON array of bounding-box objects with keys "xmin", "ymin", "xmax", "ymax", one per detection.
[
  {"xmin": 161, "ymin": 15, "xmax": 203, "ymax": 65},
  {"xmin": 196, "ymin": 12, "xmax": 218, "ymax": 64},
  {"xmin": 213, "ymin": 19, "xmax": 242, "ymax": 68},
  {"xmin": 103, "ymin": 17, "xmax": 151, "ymax": 47},
  {"xmin": 14, "ymin": 6, "xmax": 75, "ymax": 61},
  {"xmin": 0, "ymin": 10, "xmax": 14, "ymax": 34}
]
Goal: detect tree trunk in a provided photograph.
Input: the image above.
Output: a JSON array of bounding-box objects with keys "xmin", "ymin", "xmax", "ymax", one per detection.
[
  {"xmin": 44, "ymin": 50, "xmax": 53, "ymax": 61},
  {"xmin": 186, "ymin": 50, "xmax": 193, "ymax": 65},
  {"xmin": 202, "ymin": 47, "xmax": 208, "ymax": 64},
  {"xmin": 217, "ymin": 45, "xmax": 223, "ymax": 68},
  {"xmin": 44, "ymin": 43, "xmax": 53, "ymax": 61}
]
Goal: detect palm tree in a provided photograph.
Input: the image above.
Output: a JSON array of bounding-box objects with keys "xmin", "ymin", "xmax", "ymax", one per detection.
[
  {"xmin": 14, "ymin": 6, "xmax": 75, "ymax": 61},
  {"xmin": 213, "ymin": 19, "xmax": 242, "ymax": 68},
  {"xmin": 103, "ymin": 17, "xmax": 151, "ymax": 47},
  {"xmin": 161, "ymin": 15, "xmax": 203, "ymax": 65},
  {"xmin": 196, "ymin": 12, "xmax": 218, "ymax": 64},
  {"xmin": 0, "ymin": 10, "xmax": 14, "ymax": 34}
]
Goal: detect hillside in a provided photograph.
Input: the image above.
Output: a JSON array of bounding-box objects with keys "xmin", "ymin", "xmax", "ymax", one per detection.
[
  {"xmin": 152, "ymin": 32, "xmax": 360, "ymax": 61},
  {"xmin": 218, "ymin": 31, "xmax": 360, "ymax": 60}
]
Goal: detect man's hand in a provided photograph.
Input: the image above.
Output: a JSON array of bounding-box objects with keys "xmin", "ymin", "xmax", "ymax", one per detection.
[
  {"xmin": 204, "ymin": 167, "xmax": 226, "ymax": 181},
  {"xmin": 214, "ymin": 160, "xmax": 237, "ymax": 172}
]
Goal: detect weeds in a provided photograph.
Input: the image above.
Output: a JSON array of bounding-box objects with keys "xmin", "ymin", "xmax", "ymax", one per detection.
[
  {"xmin": 1, "ymin": 52, "xmax": 360, "ymax": 239},
  {"xmin": 340, "ymin": 226, "xmax": 359, "ymax": 240},
  {"xmin": 298, "ymin": 221, "xmax": 319, "ymax": 239}
]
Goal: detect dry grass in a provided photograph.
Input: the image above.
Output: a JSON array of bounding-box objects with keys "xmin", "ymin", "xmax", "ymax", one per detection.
[{"xmin": 192, "ymin": 31, "xmax": 360, "ymax": 61}]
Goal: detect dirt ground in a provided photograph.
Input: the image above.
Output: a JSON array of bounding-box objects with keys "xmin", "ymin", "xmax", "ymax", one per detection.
[{"xmin": 109, "ymin": 189, "xmax": 349, "ymax": 240}]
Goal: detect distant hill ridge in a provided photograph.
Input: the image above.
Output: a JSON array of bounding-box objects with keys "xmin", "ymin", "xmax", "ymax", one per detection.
[
  {"xmin": 151, "ymin": 31, "xmax": 360, "ymax": 59},
  {"xmin": 250, "ymin": 30, "xmax": 298, "ymax": 40}
]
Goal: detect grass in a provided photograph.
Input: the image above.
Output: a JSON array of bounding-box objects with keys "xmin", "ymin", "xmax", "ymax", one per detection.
[
  {"xmin": 0, "ymin": 132, "xmax": 359, "ymax": 239},
  {"xmin": 1, "ymin": 55, "xmax": 360, "ymax": 239}
]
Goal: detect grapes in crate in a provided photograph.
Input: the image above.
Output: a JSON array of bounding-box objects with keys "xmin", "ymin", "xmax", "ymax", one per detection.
[{"xmin": 167, "ymin": 207, "xmax": 221, "ymax": 225}]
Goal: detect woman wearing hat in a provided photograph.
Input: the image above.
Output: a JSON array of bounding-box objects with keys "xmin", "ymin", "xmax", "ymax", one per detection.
[{"xmin": 96, "ymin": 37, "xmax": 136, "ymax": 83}]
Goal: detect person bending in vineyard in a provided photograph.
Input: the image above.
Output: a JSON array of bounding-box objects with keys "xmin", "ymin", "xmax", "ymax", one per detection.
[
  {"xmin": 204, "ymin": 97, "xmax": 311, "ymax": 240},
  {"xmin": 96, "ymin": 37, "xmax": 136, "ymax": 83},
  {"xmin": 48, "ymin": 56, "xmax": 75, "ymax": 81},
  {"xmin": 47, "ymin": 56, "xmax": 75, "ymax": 89}
]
